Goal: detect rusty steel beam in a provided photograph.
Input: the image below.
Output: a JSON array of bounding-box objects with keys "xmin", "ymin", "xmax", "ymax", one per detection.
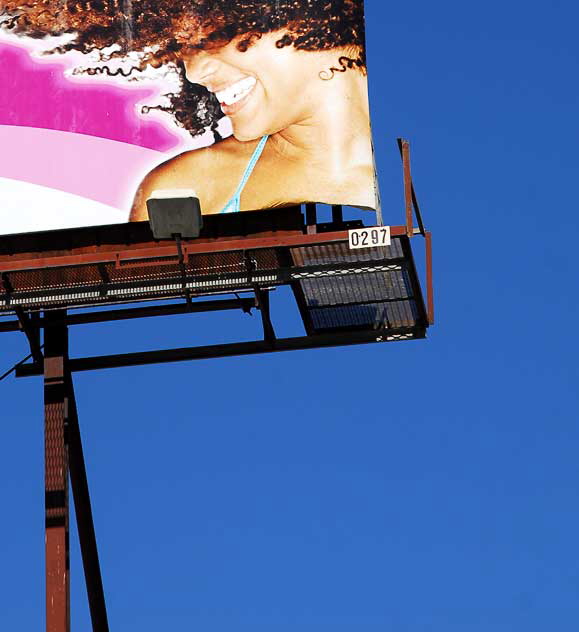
[
  {"xmin": 397, "ymin": 138, "xmax": 426, "ymax": 236},
  {"xmin": 44, "ymin": 310, "xmax": 70, "ymax": 632},
  {"xmin": 17, "ymin": 328, "xmax": 426, "ymax": 377},
  {"xmin": 0, "ymin": 226, "xmax": 414, "ymax": 275},
  {"xmin": 399, "ymin": 139, "xmax": 414, "ymax": 238},
  {"xmin": 67, "ymin": 376, "xmax": 109, "ymax": 632},
  {"xmin": 0, "ymin": 298, "xmax": 255, "ymax": 333}
]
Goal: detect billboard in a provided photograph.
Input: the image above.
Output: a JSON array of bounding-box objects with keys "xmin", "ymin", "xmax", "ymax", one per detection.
[{"xmin": 0, "ymin": 0, "xmax": 378, "ymax": 236}]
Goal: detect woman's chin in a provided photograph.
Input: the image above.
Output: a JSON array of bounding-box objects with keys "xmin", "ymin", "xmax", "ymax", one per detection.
[{"xmin": 231, "ymin": 124, "xmax": 266, "ymax": 143}]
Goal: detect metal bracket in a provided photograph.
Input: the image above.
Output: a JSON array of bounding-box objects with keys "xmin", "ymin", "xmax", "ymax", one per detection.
[
  {"xmin": 243, "ymin": 250, "xmax": 276, "ymax": 344},
  {"xmin": 15, "ymin": 307, "xmax": 43, "ymax": 365},
  {"xmin": 331, "ymin": 204, "xmax": 344, "ymax": 224},
  {"xmin": 175, "ymin": 233, "xmax": 193, "ymax": 309},
  {"xmin": 305, "ymin": 203, "xmax": 318, "ymax": 235}
]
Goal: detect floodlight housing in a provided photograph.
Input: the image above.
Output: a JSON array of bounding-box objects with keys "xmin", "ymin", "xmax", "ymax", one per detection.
[{"xmin": 146, "ymin": 189, "xmax": 203, "ymax": 239}]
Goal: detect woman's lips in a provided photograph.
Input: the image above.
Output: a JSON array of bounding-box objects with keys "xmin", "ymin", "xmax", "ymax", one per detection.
[
  {"xmin": 220, "ymin": 91, "xmax": 253, "ymax": 116},
  {"xmin": 215, "ymin": 76, "xmax": 257, "ymax": 116}
]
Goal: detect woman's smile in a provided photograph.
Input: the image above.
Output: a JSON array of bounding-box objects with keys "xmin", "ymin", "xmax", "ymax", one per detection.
[
  {"xmin": 214, "ymin": 76, "xmax": 257, "ymax": 115},
  {"xmin": 215, "ymin": 76, "xmax": 256, "ymax": 107}
]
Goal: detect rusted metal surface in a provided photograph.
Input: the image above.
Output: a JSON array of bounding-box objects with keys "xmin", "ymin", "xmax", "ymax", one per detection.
[
  {"xmin": 400, "ymin": 139, "xmax": 414, "ymax": 238},
  {"xmin": 397, "ymin": 138, "xmax": 426, "ymax": 236},
  {"xmin": 1, "ymin": 209, "xmax": 433, "ymax": 384},
  {"xmin": 0, "ymin": 226, "xmax": 409, "ymax": 275},
  {"xmin": 1, "ymin": 211, "xmax": 432, "ymax": 376},
  {"xmin": 0, "ymin": 245, "xmax": 415, "ymax": 317},
  {"xmin": 305, "ymin": 203, "xmax": 318, "ymax": 235},
  {"xmin": 44, "ymin": 310, "xmax": 70, "ymax": 632}
]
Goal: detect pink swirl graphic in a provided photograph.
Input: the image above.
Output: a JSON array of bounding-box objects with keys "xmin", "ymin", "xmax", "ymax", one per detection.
[
  {"xmin": 0, "ymin": 42, "xmax": 180, "ymax": 151},
  {"xmin": 0, "ymin": 125, "xmax": 163, "ymax": 210}
]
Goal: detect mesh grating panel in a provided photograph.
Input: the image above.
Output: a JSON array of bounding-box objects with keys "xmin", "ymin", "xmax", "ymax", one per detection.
[
  {"xmin": 0, "ymin": 248, "xmax": 283, "ymax": 311},
  {"xmin": 299, "ymin": 269, "xmax": 412, "ymax": 306},
  {"xmin": 309, "ymin": 299, "xmax": 419, "ymax": 330},
  {"xmin": 7, "ymin": 264, "xmax": 106, "ymax": 292},
  {"xmin": 291, "ymin": 239, "xmax": 405, "ymax": 266},
  {"xmin": 290, "ymin": 237, "xmax": 425, "ymax": 334}
]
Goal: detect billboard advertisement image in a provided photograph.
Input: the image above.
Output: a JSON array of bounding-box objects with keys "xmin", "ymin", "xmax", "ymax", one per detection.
[{"xmin": 0, "ymin": 0, "xmax": 378, "ymax": 236}]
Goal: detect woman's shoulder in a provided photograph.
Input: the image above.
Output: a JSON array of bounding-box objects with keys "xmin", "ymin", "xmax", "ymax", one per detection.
[
  {"xmin": 130, "ymin": 137, "xmax": 252, "ymax": 220},
  {"xmin": 163, "ymin": 136, "xmax": 245, "ymax": 171}
]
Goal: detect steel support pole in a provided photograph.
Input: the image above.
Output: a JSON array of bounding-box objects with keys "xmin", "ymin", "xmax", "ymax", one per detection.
[{"xmin": 44, "ymin": 310, "xmax": 70, "ymax": 632}]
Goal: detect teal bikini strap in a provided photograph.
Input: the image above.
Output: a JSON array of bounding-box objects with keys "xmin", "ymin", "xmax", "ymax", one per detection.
[{"xmin": 220, "ymin": 135, "xmax": 269, "ymax": 214}]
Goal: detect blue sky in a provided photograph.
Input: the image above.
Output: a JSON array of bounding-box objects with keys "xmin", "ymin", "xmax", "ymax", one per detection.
[{"xmin": 1, "ymin": 1, "xmax": 578, "ymax": 630}]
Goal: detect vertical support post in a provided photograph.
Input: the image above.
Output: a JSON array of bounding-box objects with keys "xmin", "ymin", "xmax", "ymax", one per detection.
[
  {"xmin": 44, "ymin": 310, "xmax": 70, "ymax": 632},
  {"xmin": 254, "ymin": 288, "xmax": 276, "ymax": 345},
  {"xmin": 305, "ymin": 203, "xmax": 317, "ymax": 235},
  {"xmin": 174, "ymin": 233, "xmax": 193, "ymax": 309},
  {"xmin": 400, "ymin": 140, "xmax": 414, "ymax": 237},
  {"xmin": 425, "ymin": 231, "xmax": 434, "ymax": 325}
]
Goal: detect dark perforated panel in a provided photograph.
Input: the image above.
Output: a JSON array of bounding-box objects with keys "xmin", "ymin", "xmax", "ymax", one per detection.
[{"xmin": 290, "ymin": 236, "xmax": 426, "ymax": 334}]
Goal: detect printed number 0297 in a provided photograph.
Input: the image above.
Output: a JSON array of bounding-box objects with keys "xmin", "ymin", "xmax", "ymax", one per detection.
[{"xmin": 348, "ymin": 227, "xmax": 391, "ymax": 249}]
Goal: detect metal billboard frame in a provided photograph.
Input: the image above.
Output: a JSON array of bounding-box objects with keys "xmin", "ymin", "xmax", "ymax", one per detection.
[{"xmin": 0, "ymin": 139, "xmax": 433, "ymax": 632}]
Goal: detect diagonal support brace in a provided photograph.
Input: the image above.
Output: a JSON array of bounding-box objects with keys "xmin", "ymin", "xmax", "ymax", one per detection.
[
  {"xmin": 67, "ymin": 374, "xmax": 110, "ymax": 632},
  {"xmin": 16, "ymin": 307, "xmax": 43, "ymax": 365}
]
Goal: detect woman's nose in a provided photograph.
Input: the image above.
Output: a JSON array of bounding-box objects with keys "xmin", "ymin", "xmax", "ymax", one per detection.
[{"xmin": 183, "ymin": 52, "xmax": 219, "ymax": 87}]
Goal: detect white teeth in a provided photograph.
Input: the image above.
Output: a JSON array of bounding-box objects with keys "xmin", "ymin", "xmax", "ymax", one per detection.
[{"xmin": 215, "ymin": 77, "xmax": 256, "ymax": 106}]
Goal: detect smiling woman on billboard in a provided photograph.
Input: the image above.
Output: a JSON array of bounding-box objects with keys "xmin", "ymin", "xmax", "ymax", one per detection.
[{"xmin": 1, "ymin": 0, "xmax": 377, "ymax": 225}]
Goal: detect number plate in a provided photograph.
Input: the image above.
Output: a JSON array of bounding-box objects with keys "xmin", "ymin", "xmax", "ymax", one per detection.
[{"xmin": 348, "ymin": 226, "xmax": 391, "ymax": 250}]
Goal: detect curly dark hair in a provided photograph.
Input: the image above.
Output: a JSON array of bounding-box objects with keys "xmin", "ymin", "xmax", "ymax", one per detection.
[{"xmin": 1, "ymin": 1, "xmax": 367, "ymax": 141}]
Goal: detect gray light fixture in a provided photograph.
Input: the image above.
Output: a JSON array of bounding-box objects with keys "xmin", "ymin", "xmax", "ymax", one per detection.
[{"xmin": 146, "ymin": 189, "xmax": 203, "ymax": 239}]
